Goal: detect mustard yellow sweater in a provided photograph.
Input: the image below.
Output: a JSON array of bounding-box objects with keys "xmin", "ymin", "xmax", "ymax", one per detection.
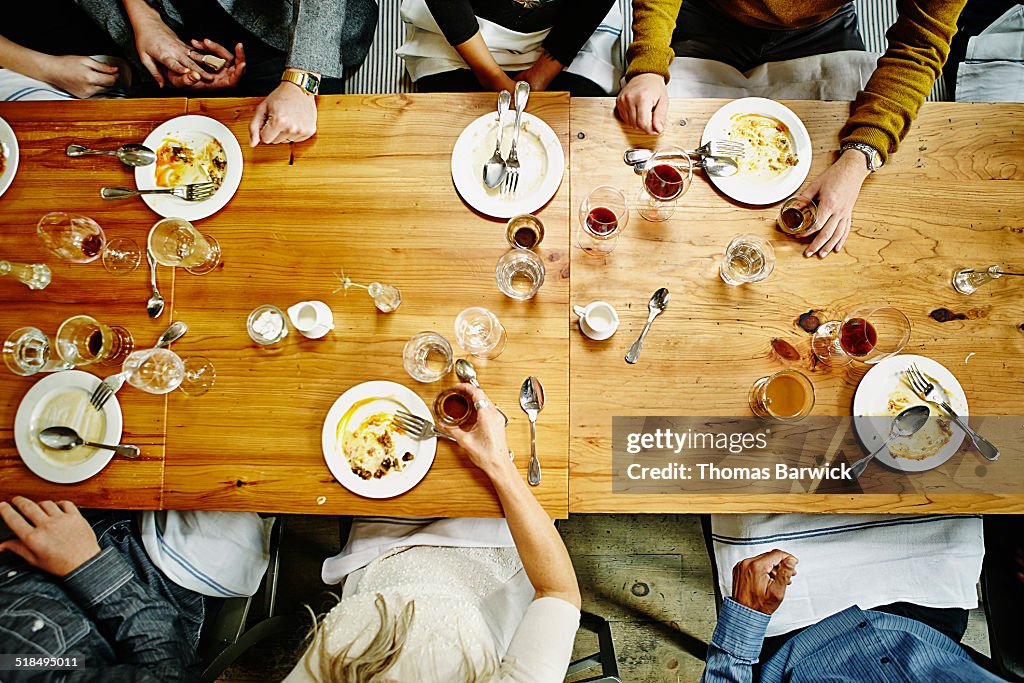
[{"xmin": 626, "ymin": 0, "xmax": 966, "ymax": 161}]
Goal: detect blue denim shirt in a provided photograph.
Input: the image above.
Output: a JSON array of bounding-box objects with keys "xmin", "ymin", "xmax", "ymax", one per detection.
[
  {"xmin": 701, "ymin": 599, "xmax": 1005, "ymax": 683},
  {"xmin": 0, "ymin": 513, "xmax": 203, "ymax": 682}
]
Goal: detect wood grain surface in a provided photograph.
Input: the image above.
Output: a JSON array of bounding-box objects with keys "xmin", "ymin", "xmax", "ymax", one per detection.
[
  {"xmin": 0, "ymin": 99, "xmax": 188, "ymax": 509},
  {"xmin": 569, "ymin": 98, "xmax": 1024, "ymax": 514}
]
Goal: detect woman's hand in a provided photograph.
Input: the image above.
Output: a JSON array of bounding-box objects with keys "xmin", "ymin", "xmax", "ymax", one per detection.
[
  {"xmin": 130, "ymin": 3, "xmax": 212, "ymax": 87},
  {"xmin": 44, "ymin": 55, "xmax": 120, "ymax": 99},
  {"xmin": 796, "ymin": 149, "xmax": 871, "ymax": 258},
  {"xmin": 515, "ymin": 51, "xmax": 563, "ymax": 92},
  {"xmin": 448, "ymin": 383, "xmax": 513, "ymax": 479},
  {"xmin": 248, "ymin": 78, "xmax": 318, "ymax": 146},
  {"xmin": 167, "ymin": 40, "xmax": 245, "ymax": 90}
]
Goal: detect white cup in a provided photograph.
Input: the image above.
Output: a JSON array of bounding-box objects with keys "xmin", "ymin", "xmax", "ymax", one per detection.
[
  {"xmin": 286, "ymin": 300, "xmax": 334, "ymax": 339},
  {"xmin": 573, "ymin": 301, "xmax": 619, "ymax": 340}
]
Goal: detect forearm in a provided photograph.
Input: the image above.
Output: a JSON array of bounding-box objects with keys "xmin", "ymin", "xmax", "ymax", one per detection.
[
  {"xmin": 122, "ymin": 0, "xmax": 161, "ymax": 26},
  {"xmin": 486, "ymin": 458, "xmax": 581, "ymax": 608},
  {"xmin": 625, "ymin": 0, "xmax": 682, "ymax": 81},
  {"xmin": 288, "ymin": 0, "xmax": 345, "ymax": 77},
  {"xmin": 453, "ymin": 32, "xmax": 508, "ymax": 87},
  {"xmin": 699, "ymin": 599, "xmax": 770, "ymax": 683},
  {"xmin": 0, "ymin": 36, "xmax": 57, "ymax": 83}
]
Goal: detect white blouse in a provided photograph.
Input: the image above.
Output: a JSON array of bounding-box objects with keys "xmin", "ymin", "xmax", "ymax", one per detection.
[{"xmin": 283, "ymin": 546, "xmax": 580, "ymax": 682}]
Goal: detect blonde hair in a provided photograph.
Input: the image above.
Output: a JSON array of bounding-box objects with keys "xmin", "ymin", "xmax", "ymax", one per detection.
[{"xmin": 304, "ymin": 594, "xmax": 498, "ymax": 683}]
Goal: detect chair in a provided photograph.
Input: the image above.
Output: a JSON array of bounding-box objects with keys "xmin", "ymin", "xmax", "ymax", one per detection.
[
  {"xmin": 198, "ymin": 516, "xmax": 305, "ymax": 683},
  {"xmin": 566, "ymin": 611, "xmax": 622, "ymax": 683}
]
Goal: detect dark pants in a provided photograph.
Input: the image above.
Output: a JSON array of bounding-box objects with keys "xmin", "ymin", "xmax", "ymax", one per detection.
[
  {"xmin": 672, "ymin": 0, "xmax": 865, "ymax": 72},
  {"xmin": 416, "ymin": 69, "xmax": 606, "ymax": 97}
]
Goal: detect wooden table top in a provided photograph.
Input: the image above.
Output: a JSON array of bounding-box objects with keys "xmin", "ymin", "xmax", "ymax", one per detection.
[{"xmin": 569, "ymin": 98, "xmax": 1024, "ymax": 514}]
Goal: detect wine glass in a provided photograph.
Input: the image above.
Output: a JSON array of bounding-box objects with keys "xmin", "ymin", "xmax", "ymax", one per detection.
[
  {"xmin": 122, "ymin": 348, "xmax": 215, "ymax": 396},
  {"xmin": 812, "ymin": 306, "xmax": 911, "ymax": 367},
  {"xmin": 55, "ymin": 314, "xmax": 134, "ymax": 367},
  {"xmin": 454, "ymin": 307, "xmax": 507, "ymax": 359},
  {"xmin": 577, "ymin": 186, "xmax": 629, "ymax": 257},
  {"xmin": 637, "ymin": 147, "xmax": 693, "ymax": 222},
  {"xmin": 148, "ymin": 217, "xmax": 221, "ymax": 275},
  {"xmin": 101, "ymin": 237, "xmax": 142, "ymax": 275},
  {"xmin": 37, "ymin": 212, "xmax": 106, "ymax": 263}
]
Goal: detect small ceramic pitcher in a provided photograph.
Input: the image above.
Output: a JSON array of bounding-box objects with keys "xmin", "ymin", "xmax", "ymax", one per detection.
[
  {"xmin": 573, "ymin": 301, "xmax": 619, "ymax": 341},
  {"xmin": 287, "ymin": 300, "xmax": 334, "ymax": 339}
]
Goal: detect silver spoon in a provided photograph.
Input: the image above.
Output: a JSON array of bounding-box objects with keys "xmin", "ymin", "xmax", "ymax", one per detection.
[
  {"xmin": 39, "ymin": 426, "xmax": 140, "ymax": 459},
  {"xmin": 625, "ymin": 288, "xmax": 670, "ymax": 365},
  {"xmin": 455, "ymin": 358, "xmax": 509, "ymax": 426},
  {"xmin": 849, "ymin": 405, "xmax": 930, "ymax": 479},
  {"xmin": 66, "ymin": 143, "xmax": 156, "ymax": 167},
  {"xmin": 146, "ymin": 249, "xmax": 165, "ymax": 319},
  {"xmin": 631, "ymin": 155, "xmax": 738, "ymax": 178},
  {"xmin": 519, "ymin": 376, "xmax": 544, "ymax": 486},
  {"xmin": 483, "ymin": 90, "xmax": 511, "ymax": 189}
]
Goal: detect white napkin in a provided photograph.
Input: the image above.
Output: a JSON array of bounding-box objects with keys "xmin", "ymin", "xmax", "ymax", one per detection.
[
  {"xmin": 957, "ymin": 4, "xmax": 1024, "ymax": 103},
  {"xmin": 140, "ymin": 510, "xmax": 274, "ymax": 597},
  {"xmin": 710, "ymin": 513, "xmax": 984, "ymax": 637}
]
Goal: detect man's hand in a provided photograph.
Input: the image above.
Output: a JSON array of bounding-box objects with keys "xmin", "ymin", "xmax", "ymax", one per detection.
[
  {"xmin": 167, "ymin": 39, "xmax": 246, "ymax": 90},
  {"xmin": 44, "ymin": 55, "xmax": 120, "ymax": 99},
  {"xmin": 515, "ymin": 51, "xmax": 563, "ymax": 92},
  {"xmin": 132, "ymin": 6, "xmax": 213, "ymax": 88},
  {"xmin": 0, "ymin": 497, "xmax": 100, "ymax": 577},
  {"xmin": 616, "ymin": 73, "xmax": 669, "ymax": 135},
  {"xmin": 248, "ymin": 79, "xmax": 317, "ymax": 147},
  {"xmin": 796, "ymin": 149, "xmax": 871, "ymax": 258},
  {"xmin": 731, "ymin": 549, "xmax": 798, "ymax": 615},
  {"xmin": 448, "ymin": 383, "xmax": 514, "ymax": 480}
]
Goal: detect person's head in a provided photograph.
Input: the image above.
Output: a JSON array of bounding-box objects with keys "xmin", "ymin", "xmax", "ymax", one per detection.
[{"xmin": 304, "ymin": 594, "xmax": 497, "ymax": 682}]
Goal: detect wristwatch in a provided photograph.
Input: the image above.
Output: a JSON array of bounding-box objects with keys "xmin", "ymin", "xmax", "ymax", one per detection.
[
  {"xmin": 281, "ymin": 69, "xmax": 320, "ymax": 96},
  {"xmin": 841, "ymin": 142, "xmax": 883, "ymax": 172}
]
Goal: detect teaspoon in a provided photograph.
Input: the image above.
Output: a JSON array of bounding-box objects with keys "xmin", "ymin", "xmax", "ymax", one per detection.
[
  {"xmin": 146, "ymin": 249, "xmax": 165, "ymax": 319},
  {"xmin": 625, "ymin": 288, "xmax": 670, "ymax": 365},
  {"xmin": 66, "ymin": 143, "xmax": 156, "ymax": 167}
]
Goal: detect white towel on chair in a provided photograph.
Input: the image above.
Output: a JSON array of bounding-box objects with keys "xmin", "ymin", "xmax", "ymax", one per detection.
[
  {"xmin": 140, "ymin": 510, "xmax": 274, "ymax": 598},
  {"xmin": 957, "ymin": 4, "xmax": 1024, "ymax": 103},
  {"xmin": 710, "ymin": 513, "xmax": 984, "ymax": 637}
]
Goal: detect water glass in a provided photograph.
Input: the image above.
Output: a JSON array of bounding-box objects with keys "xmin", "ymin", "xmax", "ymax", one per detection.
[
  {"xmin": 577, "ymin": 186, "xmax": 629, "ymax": 258},
  {"xmin": 101, "ymin": 237, "xmax": 142, "ymax": 275},
  {"xmin": 148, "ymin": 217, "xmax": 221, "ymax": 275},
  {"xmin": 495, "ymin": 249, "xmax": 545, "ymax": 300},
  {"xmin": 37, "ymin": 212, "xmax": 106, "ymax": 263},
  {"xmin": 454, "ymin": 307, "xmax": 507, "ymax": 359},
  {"xmin": 720, "ymin": 234, "xmax": 776, "ymax": 285},
  {"xmin": 777, "ymin": 196, "xmax": 817, "ymax": 236},
  {"xmin": 3, "ymin": 327, "xmax": 69, "ymax": 376},
  {"xmin": 403, "ymin": 331, "xmax": 454, "ymax": 383},
  {"xmin": 56, "ymin": 315, "xmax": 133, "ymax": 366}
]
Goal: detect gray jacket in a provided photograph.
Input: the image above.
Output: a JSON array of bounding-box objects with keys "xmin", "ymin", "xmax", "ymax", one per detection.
[{"xmin": 77, "ymin": 0, "xmax": 377, "ymax": 77}]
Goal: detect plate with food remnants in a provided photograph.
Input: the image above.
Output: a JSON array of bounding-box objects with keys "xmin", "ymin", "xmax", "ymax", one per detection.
[
  {"xmin": 321, "ymin": 380, "xmax": 437, "ymax": 498},
  {"xmin": 0, "ymin": 115, "xmax": 19, "ymax": 199},
  {"xmin": 136, "ymin": 114, "xmax": 242, "ymax": 221},
  {"xmin": 701, "ymin": 97, "xmax": 811, "ymax": 205},
  {"xmin": 14, "ymin": 370, "xmax": 123, "ymax": 484},
  {"xmin": 853, "ymin": 354, "xmax": 967, "ymax": 473},
  {"xmin": 451, "ymin": 111, "xmax": 564, "ymax": 219}
]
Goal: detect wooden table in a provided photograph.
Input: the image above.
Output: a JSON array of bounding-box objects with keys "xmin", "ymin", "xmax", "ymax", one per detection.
[
  {"xmin": 569, "ymin": 98, "xmax": 1024, "ymax": 514},
  {"xmin": 0, "ymin": 99, "xmax": 187, "ymax": 509}
]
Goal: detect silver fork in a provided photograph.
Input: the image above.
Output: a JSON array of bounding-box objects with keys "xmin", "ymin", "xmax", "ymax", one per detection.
[
  {"xmin": 691, "ymin": 140, "xmax": 746, "ymax": 158},
  {"xmin": 393, "ymin": 410, "xmax": 457, "ymax": 442},
  {"xmin": 502, "ymin": 80, "xmax": 530, "ymax": 196},
  {"xmin": 903, "ymin": 363, "xmax": 999, "ymax": 461},
  {"xmin": 100, "ymin": 182, "xmax": 218, "ymax": 202}
]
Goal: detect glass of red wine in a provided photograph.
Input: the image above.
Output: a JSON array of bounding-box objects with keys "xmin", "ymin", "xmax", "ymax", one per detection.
[
  {"xmin": 577, "ymin": 185, "xmax": 629, "ymax": 258},
  {"xmin": 638, "ymin": 147, "xmax": 693, "ymax": 222},
  {"xmin": 812, "ymin": 306, "xmax": 911, "ymax": 366},
  {"xmin": 37, "ymin": 212, "xmax": 107, "ymax": 264}
]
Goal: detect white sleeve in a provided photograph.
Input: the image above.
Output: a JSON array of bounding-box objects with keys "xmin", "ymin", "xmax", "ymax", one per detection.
[{"xmin": 499, "ymin": 597, "xmax": 581, "ymax": 683}]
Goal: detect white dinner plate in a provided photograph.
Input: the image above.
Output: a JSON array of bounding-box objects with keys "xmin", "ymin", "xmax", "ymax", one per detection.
[
  {"xmin": 321, "ymin": 380, "xmax": 436, "ymax": 499},
  {"xmin": 136, "ymin": 115, "xmax": 243, "ymax": 221},
  {"xmin": 0, "ymin": 116, "xmax": 19, "ymax": 199},
  {"xmin": 701, "ymin": 97, "xmax": 812, "ymax": 206},
  {"xmin": 451, "ymin": 112, "xmax": 564, "ymax": 219},
  {"xmin": 852, "ymin": 354, "xmax": 967, "ymax": 473},
  {"xmin": 14, "ymin": 370, "xmax": 123, "ymax": 484}
]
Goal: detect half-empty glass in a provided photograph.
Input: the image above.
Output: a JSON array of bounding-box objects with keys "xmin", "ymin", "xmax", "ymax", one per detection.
[
  {"xmin": 3, "ymin": 327, "xmax": 69, "ymax": 376},
  {"xmin": 37, "ymin": 212, "xmax": 106, "ymax": 263},
  {"xmin": 749, "ymin": 370, "xmax": 815, "ymax": 422},
  {"xmin": 454, "ymin": 307, "xmax": 507, "ymax": 359},
  {"xmin": 403, "ymin": 332, "xmax": 454, "ymax": 382},
  {"xmin": 577, "ymin": 186, "xmax": 629, "ymax": 257},
  {"xmin": 55, "ymin": 315, "xmax": 133, "ymax": 366},
  {"xmin": 496, "ymin": 249, "xmax": 545, "ymax": 300},
  {"xmin": 720, "ymin": 234, "xmax": 776, "ymax": 285},
  {"xmin": 777, "ymin": 196, "xmax": 817, "ymax": 236},
  {"xmin": 637, "ymin": 147, "xmax": 693, "ymax": 222},
  {"xmin": 148, "ymin": 217, "xmax": 221, "ymax": 275}
]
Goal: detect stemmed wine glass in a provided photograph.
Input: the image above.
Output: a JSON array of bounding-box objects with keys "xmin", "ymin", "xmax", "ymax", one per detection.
[
  {"xmin": 37, "ymin": 212, "xmax": 142, "ymax": 275},
  {"xmin": 148, "ymin": 217, "xmax": 221, "ymax": 275},
  {"xmin": 122, "ymin": 348, "xmax": 216, "ymax": 396},
  {"xmin": 637, "ymin": 147, "xmax": 693, "ymax": 222},
  {"xmin": 812, "ymin": 306, "xmax": 911, "ymax": 367},
  {"xmin": 577, "ymin": 186, "xmax": 629, "ymax": 257}
]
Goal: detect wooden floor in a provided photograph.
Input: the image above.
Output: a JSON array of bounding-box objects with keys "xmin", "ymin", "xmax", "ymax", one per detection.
[{"xmin": 219, "ymin": 514, "xmax": 991, "ymax": 682}]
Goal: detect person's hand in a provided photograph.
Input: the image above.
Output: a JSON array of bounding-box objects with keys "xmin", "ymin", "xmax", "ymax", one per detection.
[
  {"xmin": 479, "ymin": 69, "xmax": 518, "ymax": 93},
  {"xmin": 132, "ymin": 8, "xmax": 213, "ymax": 88},
  {"xmin": 448, "ymin": 383, "xmax": 513, "ymax": 478},
  {"xmin": 248, "ymin": 79, "xmax": 317, "ymax": 147},
  {"xmin": 731, "ymin": 549, "xmax": 798, "ymax": 615},
  {"xmin": 616, "ymin": 73, "xmax": 669, "ymax": 135},
  {"xmin": 167, "ymin": 39, "xmax": 245, "ymax": 90},
  {"xmin": 42, "ymin": 55, "xmax": 120, "ymax": 99},
  {"xmin": 0, "ymin": 497, "xmax": 100, "ymax": 577},
  {"xmin": 515, "ymin": 51, "xmax": 563, "ymax": 92},
  {"xmin": 796, "ymin": 149, "xmax": 871, "ymax": 258}
]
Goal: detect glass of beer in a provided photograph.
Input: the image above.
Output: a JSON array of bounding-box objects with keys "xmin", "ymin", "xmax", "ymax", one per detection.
[
  {"xmin": 749, "ymin": 369, "xmax": 815, "ymax": 422},
  {"xmin": 55, "ymin": 315, "xmax": 134, "ymax": 367},
  {"xmin": 148, "ymin": 218, "xmax": 221, "ymax": 275}
]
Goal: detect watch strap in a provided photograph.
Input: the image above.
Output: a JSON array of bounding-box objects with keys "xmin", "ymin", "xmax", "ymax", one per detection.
[
  {"xmin": 841, "ymin": 142, "xmax": 882, "ymax": 172},
  {"xmin": 281, "ymin": 70, "xmax": 319, "ymax": 96}
]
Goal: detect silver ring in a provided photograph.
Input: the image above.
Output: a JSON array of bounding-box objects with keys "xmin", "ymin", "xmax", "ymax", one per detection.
[{"xmin": 474, "ymin": 399, "xmax": 490, "ymax": 411}]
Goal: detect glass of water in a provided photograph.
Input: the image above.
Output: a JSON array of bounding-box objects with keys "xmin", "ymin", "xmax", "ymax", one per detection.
[
  {"xmin": 720, "ymin": 234, "xmax": 776, "ymax": 285},
  {"xmin": 495, "ymin": 249, "xmax": 545, "ymax": 300},
  {"xmin": 403, "ymin": 331, "xmax": 454, "ymax": 382},
  {"xmin": 2, "ymin": 327, "xmax": 70, "ymax": 376},
  {"xmin": 454, "ymin": 307, "xmax": 507, "ymax": 359}
]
